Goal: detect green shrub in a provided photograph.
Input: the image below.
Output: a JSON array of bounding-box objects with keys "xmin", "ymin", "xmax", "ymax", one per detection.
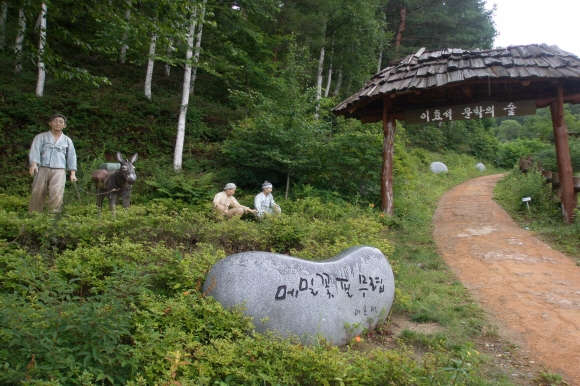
[
  {"xmin": 144, "ymin": 171, "xmax": 216, "ymax": 205},
  {"xmin": 0, "ymin": 194, "xmax": 29, "ymax": 212},
  {"xmin": 204, "ymin": 217, "xmax": 266, "ymax": 254},
  {"xmin": 0, "ymin": 266, "xmax": 143, "ymax": 384},
  {"xmin": 186, "ymin": 333, "xmax": 423, "ymax": 385},
  {"xmin": 131, "ymin": 292, "xmax": 254, "ymax": 383},
  {"xmin": 494, "ymin": 169, "xmax": 556, "ymax": 217},
  {"xmin": 495, "ymin": 138, "xmax": 550, "ymax": 169},
  {"xmin": 258, "ymin": 213, "xmax": 313, "ymax": 253}
]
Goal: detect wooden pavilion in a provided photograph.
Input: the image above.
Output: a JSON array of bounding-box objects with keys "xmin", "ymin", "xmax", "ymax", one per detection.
[{"xmin": 333, "ymin": 44, "xmax": 580, "ymax": 223}]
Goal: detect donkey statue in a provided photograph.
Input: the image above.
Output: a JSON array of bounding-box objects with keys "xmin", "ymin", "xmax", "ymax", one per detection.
[{"xmin": 91, "ymin": 152, "xmax": 138, "ymax": 212}]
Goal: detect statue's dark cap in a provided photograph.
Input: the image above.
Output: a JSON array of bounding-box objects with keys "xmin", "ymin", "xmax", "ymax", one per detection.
[{"xmin": 49, "ymin": 114, "xmax": 67, "ymax": 123}]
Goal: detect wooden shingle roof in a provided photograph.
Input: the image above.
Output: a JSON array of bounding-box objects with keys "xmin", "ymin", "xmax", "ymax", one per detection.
[{"xmin": 333, "ymin": 44, "xmax": 580, "ymax": 123}]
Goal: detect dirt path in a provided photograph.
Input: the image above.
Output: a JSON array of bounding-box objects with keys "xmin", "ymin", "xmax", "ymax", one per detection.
[{"xmin": 432, "ymin": 174, "xmax": 580, "ymax": 385}]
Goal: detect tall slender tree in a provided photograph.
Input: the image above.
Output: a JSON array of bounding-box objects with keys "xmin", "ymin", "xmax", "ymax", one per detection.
[
  {"xmin": 164, "ymin": 37, "xmax": 174, "ymax": 76},
  {"xmin": 144, "ymin": 19, "xmax": 157, "ymax": 100},
  {"xmin": 119, "ymin": 0, "xmax": 131, "ymax": 63},
  {"xmin": 314, "ymin": 20, "xmax": 325, "ymax": 118},
  {"xmin": 324, "ymin": 32, "xmax": 334, "ymax": 98},
  {"xmin": 35, "ymin": 0, "xmax": 46, "ymax": 96},
  {"xmin": 189, "ymin": 0, "xmax": 206, "ymax": 95},
  {"xmin": 332, "ymin": 69, "xmax": 342, "ymax": 96},
  {"xmin": 174, "ymin": 5, "xmax": 198, "ymax": 171},
  {"xmin": 14, "ymin": 2, "xmax": 26, "ymax": 74}
]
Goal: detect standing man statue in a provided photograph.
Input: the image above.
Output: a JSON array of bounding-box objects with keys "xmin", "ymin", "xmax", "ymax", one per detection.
[
  {"xmin": 254, "ymin": 181, "xmax": 281, "ymax": 218},
  {"xmin": 213, "ymin": 183, "xmax": 257, "ymax": 219},
  {"xmin": 28, "ymin": 114, "xmax": 77, "ymax": 214}
]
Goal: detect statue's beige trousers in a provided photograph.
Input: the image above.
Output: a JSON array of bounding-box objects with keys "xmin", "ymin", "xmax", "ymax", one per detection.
[{"xmin": 29, "ymin": 167, "xmax": 65, "ymax": 214}]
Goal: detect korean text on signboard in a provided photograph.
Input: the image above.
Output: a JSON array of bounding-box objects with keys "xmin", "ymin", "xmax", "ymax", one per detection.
[{"xmin": 404, "ymin": 100, "xmax": 536, "ymax": 124}]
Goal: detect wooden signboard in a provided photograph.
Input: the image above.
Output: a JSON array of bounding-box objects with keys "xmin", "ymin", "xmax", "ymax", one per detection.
[{"xmin": 404, "ymin": 100, "xmax": 536, "ymax": 124}]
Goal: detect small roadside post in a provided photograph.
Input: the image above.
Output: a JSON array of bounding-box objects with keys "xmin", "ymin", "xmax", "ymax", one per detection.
[{"xmin": 522, "ymin": 197, "xmax": 531, "ymax": 214}]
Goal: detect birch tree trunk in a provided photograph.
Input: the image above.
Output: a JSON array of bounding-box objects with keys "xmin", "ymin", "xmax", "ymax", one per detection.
[
  {"xmin": 144, "ymin": 21, "xmax": 157, "ymax": 100},
  {"xmin": 377, "ymin": 6, "xmax": 386, "ymax": 73},
  {"xmin": 324, "ymin": 65, "xmax": 332, "ymax": 98},
  {"xmin": 14, "ymin": 6, "xmax": 26, "ymax": 74},
  {"xmin": 315, "ymin": 44, "xmax": 325, "ymax": 100},
  {"xmin": 189, "ymin": 0, "xmax": 207, "ymax": 95},
  {"xmin": 35, "ymin": 2, "xmax": 47, "ymax": 97},
  {"xmin": 314, "ymin": 21, "xmax": 326, "ymax": 119},
  {"xmin": 119, "ymin": 2, "xmax": 131, "ymax": 64},
  {"xmin": 164, "ymin": 38, "xmax": 174, "ymax": 77},
  {"xmin": 0, "ymin": 1, "xmax": 8, "ymax": 49},
  {"xmin": 173, "ymin": 9, "xmax": 197, "ymax": 171},
  {"xmin": 285, "ymin": 170, "xmax": 290, "ymax": 200},
  {"xmin": 332, "ymin": 69, "xmax": 342, "ymax": 97},
  {"xmin": 324, "ymin": 34, "xmax": 334, "ymax": 98}
]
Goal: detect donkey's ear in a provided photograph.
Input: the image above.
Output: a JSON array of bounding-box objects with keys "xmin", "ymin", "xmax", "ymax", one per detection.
[
  {"xmin": 130, "ymin": 153, "xmax": 138, "ymax": 163},
  {"xmin": 116, "ymin": 151, "xmax": 124, "ymax": 162}
]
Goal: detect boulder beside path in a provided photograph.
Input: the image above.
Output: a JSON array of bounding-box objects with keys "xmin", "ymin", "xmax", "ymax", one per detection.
[{"xmin": 430, "ymin": 162, "xmax": 448, "ymax": 174}]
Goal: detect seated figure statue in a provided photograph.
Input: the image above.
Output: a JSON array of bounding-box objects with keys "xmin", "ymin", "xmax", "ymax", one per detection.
[
  {"xmin": 213, "ymin": 183, "xmax": 257, "ymax": 219},
  {"xmin": 254, "ymin": 181, "xmax": 281, "ymax": 218}
]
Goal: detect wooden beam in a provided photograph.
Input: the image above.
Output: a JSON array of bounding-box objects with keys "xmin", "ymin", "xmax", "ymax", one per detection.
[
  {"xmin": 536, "ymin": 93, "xmax": 580, "ymax": 108},
  {"xmin": 462, "ymin": 86, "xmax": 473, "ymax": 98},
  {"xmin": 550, "ymin": 83, "xmax": 576, "ymax": 224},
  {"xmin": 347, "ymin": 95, "xmax": 381, "ymax": 115},
  {"xmin": 361, "ymin": 111, "xmax": 404, "ymax": 123},
  {"xmin": 361, "ymin": 114, "xmax": 383, "ymax": 123}
]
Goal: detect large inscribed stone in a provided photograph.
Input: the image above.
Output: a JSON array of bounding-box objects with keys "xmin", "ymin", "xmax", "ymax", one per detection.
[{"xmin": 202, "ymin": 246, "xmax": 395, "ymax": 345}]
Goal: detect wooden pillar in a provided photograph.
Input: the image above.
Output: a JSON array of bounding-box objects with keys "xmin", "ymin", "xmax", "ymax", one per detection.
[
  {"xmin": 549, "ymin": 84, "xmax": 575, "ymax": 224},
  {"xmin": 381, "ymin": 98, "xmax": 396, "ymax": 215}
]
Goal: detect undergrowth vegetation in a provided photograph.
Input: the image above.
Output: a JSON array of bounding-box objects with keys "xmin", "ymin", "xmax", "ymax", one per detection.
[
  {"xmin": 0, "ymin": 151, "xmax": 522, "ymax": 385},
  {"xmin": 494, "ymin": 169, "xmax": 580, "ymax": 259}
]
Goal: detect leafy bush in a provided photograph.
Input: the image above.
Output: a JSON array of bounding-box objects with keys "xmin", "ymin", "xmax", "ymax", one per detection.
[
  {"xmin": 533, "ymin": 137, "xmax": 580, "ymax": 173},
  {"xmin": 495, "ymin": 138, "xmax": 550, "ymax": 169},
  {"xmin": 493, "ymin": 169, "xmax": 556, "ymax": 217},
  {"xmin": 310, "ymin": 126, "xmax": 383, "ymax": 198},
  {"xmin": 468, "ymin": 127, "xmax": 500, "ymax": 162},
  {"xmin": 0, "ymin": 262, "xmax": 142, "ymax": 384},
  {"xmin": 180, "ymin": 333, "xmax": 424, "ymax": 385},
  {"xmin": 144, "ymin": 171, "xmax": 217, "ymax": 205}
]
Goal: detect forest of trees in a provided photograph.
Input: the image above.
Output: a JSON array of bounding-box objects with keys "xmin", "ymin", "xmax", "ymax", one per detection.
[
  {"xmin": 0, "ymin": 0, "xmax": 497, "ymax": 97},
  {"xmin": 0, "ymin": 0, "xmax": 504, "ymax": 196},
  {"xmin": 4, "ymin": 0, "xmax": 579, "ymax": 199}
]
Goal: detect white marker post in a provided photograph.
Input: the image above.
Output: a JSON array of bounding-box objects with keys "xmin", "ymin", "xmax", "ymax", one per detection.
[{"xmin": 522, "ymin": 197, "xmax": 531, "ymax": 214}]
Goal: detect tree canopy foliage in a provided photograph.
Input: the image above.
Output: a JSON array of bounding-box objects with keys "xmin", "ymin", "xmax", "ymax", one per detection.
[
  {"xmin": 0, "ymin": 0, "xmax": 502, "ymax": 196},
  {"xmin": 382, "ymin": 0, "xmax": 496, "ymax": 60},
  {"xmin": 0, "ymin": 0, "xmax": 496, "ymax": 101}
]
